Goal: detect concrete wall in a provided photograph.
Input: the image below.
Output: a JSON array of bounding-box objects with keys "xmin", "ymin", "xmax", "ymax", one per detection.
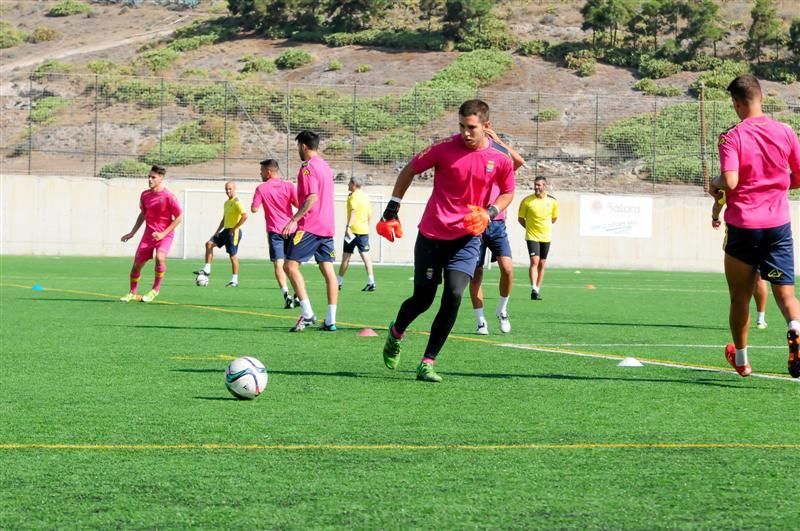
[{"xmin": 4, "ymin": 173, "xmax": 798, "ymax": 272}]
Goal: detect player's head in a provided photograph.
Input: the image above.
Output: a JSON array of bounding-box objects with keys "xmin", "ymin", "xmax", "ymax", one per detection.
[
  {"xmin": 348, "ymin": 176, "xmax": 363, "ymax": 192},
  {"xmin": 458, "ymin": 99, "xmax": 490, "ymax": 150},
  {"xmin": 148, "ymin": 164, "xmax": 166, "ymax": 190},
  {"xmin": 225, "ymin": 181, "xmax": 236, "ymax": 199},
  {"xmin": 727, "ymin": 75, "xmax": 763, "ymax": 118},
  {"xmin": 295, "ymin": 130, "xmax": 320, "ymax": 161},
  {"xmin": 260, "ymin": 159, "xmax": 280, "ymax": 181},
  {"xmin": 534, "ymin": 176, "xmax": 547, "ymax": 196}
]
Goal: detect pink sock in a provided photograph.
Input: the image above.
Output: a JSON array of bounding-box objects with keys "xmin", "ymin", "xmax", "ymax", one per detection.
[
  {"xmin": 391, "ymin": 325, "xmax": 405, "ymax": 339},
  {"xmin": 130, "ymin": 269, "xmax": 141, "ymax": 294},
  {"xmin": 421, "ymin": 357, "xmax": 436, "ymax": 365},
  {"xmin": 152, "ymin": 263, "xmax": 166, "ymax": 292}
]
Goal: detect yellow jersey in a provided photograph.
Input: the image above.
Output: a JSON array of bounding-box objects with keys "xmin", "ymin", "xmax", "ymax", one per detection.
[
  {"xmin": 223, "ymin": 197, "xmax": 246, "ymax": 229},
  {"xmin": 346, "ymin": 188, "xmax": 371, "ymax": 235},
  {"xmin": 518, "ymin": 193, "xmax": 558, "ymax": 242}
]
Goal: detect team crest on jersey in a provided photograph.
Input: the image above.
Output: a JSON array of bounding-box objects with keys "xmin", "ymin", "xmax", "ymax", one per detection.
[
  {"xmin": 768, "ymin": 269, "xmax": 783, "ymax": 279},
  {"xmin": 486, "ymin": 160, "xmax": 495, "ymax": 173},
  {"xmin": 302, "ymin": 168, "xmax": 311, "ymax": 176},
  {"xmin": 426, "ymin": 267, "xmax": 434, "ymax": 280},
  {"xmin": 718, "ymin": 135, "xmax": 726, "ymax": 146}
]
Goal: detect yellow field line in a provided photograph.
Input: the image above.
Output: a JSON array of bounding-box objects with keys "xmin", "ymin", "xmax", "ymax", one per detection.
[{"xmin": 1, "ymin": 442, "xmax": 799, "ymax": 451}]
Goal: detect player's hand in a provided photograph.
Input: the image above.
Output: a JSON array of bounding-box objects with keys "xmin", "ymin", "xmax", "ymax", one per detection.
[
  {"xmin": 708, "ymin": 184, "xmax": 721, "ymax": 199},
  {"xmin": 485, "ymin": 127, "xmax": 499, "ymax": 143},
  {"xmin": 377, "ymin": 219, "xmax": 403, "ymax": 242},
  {"xmin": 282, "ymin": 219, "xmax": 297, "ymax": 238},
  {"xmin": 121, "ymin": 232, "xmax": 132, "ymax": 243},
  {"xmin": 463, "ymin": 205, "xmax": 490, "ymax": 236},
  {"xmin": 345, "ymin": 228, "xmax": 354, "ymax": 240},
  {"xmin": 152, "ymin": 231, "xmax": 164, "ymax": 242},
  {"xmin": 712, "ymin": 219, "xmax": 722, "ymax": 230}
]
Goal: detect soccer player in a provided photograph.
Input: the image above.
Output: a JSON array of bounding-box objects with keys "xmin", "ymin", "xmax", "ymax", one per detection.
[
  {"xmin": 194, "ymin": 181, "xmax": 247, "ymax": 287},
  {"xmin": 711, "ymin": 191, "xmax": 769, "ymax": 329},
  {"xmin": 251, "ymin": 159, "xmax": 299, "ymax": 308},
  {"xmin": 119, "ymin": 164, "xmax": 182, "ymax": 303},
  {"xmin": 379, "ymin": 99, "xmax": 515, "ymax": 382},
  {"xmin": 469, "ymin": 128, "xmax": 524, "ymax": 335},
  {"xmin": 282, "ymin": 130, "xmax": 339, "ymax": 332},
  {"xmin": 337, "ymin": 176, "xmax": 376, "ymax": 292},
  {"xmin": 709, "ymin": 74, "xmax": 800, "ymax": 378},
  {"xmin": 518, "ymin": 176, "xmax": 558, "ymax": 301}
]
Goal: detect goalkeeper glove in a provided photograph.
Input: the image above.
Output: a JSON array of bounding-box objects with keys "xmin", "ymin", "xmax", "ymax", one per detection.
[
  {"xmin": 377, "ymin": 199, "xmax": 403, "ymax": 242},
  {"xmin": 463, "ymin": 204, "xmax": 498, "ymax": 236}
]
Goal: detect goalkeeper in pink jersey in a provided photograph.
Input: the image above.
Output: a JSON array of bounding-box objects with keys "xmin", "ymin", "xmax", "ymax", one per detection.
[
  {"xmin": 120, "ymin": 165, "xmax": 183, "ymax": 303},
  {"xmin": 709, "ymin": 75, "xmax": 800, "ymax": 378}
]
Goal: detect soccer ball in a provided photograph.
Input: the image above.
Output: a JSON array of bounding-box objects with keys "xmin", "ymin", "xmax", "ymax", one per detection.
[
  {"xmin": 195, "ymin": 272, "xmax": 209, "ymax": 286},
  {"xmin": 224, "ymin": 356, "xmax": 268, "ymax": 400}
]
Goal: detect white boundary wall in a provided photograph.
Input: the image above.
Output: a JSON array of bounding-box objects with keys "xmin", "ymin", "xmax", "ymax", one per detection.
[{"xmin": 3, "ymin": 173, "xmax": 799, "ymax": 273}]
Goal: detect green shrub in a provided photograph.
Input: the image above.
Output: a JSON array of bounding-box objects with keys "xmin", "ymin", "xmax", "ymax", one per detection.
[
  {"xmin": 355, "ymin": 64, "xmax": 372, "ymax": 73},
  {"xmin": 535, "ymin": 108, "xmax": 560, "ymax": 122},
  {"xmin": 456, "ymin": 17, "xmax": 519, "ymax": 51},
  {"xmin": 325, "ymin": 139, "xmax": 350, "ymax": 153},
  {"xmin": 518, "ymin": 39, "xmax": 549, "ymax": 57},
  {"xmin": 634, "ymin": 78, "xmax": 658, "ymax": 95},
  {"xmin": 682, "ymin": 55, "xmax": 723, "ymax": 72},
  {"xmin": 326, "ymin": 59, "xmax": 343, "ymax": 71},
  {"xmin": 136, "ymin": 48, "xmax": 180, "ymax": 73},
  {"xmin": 320, "ymin": 29, "xmax": 444, "ymax": 50},
  {"xmin": 167, "ymin": 34, "xmax": 218, "ymax": 52},
  {"xmin": 0, "ymin": 23, "xmax": 27, "ymax": 48},
  {"xmin": 143, "ymin": 117, "xmax": 237, "ymax": 166},
  {"xmin": 239, "ymin": 55, "xmax": 276, "ymax": 74},
  {"xmin": 87, "ymin": 59, "xmax": 116, "ymax": 75},
  {"xmin": 638, "ymin": 56, "xmax": 681, "ymax": 79},
  {"xmin": 31, "ymin": 96, "xmax": 68, "ymax": 123},
  {"xmin": 180, "ymin": 67, "xmax": 209, "ymax": 79},
  {"xmin": 98, "ymin": 159, "xmax": 151, "ymax": 178},
  {"xmin": 31, "ymin": 60, "xmax": 71, "ymax": 80},
  {"xmin": 752, "ymin": 62, "xmax": 798, "ymax": 84},
  {"xmin": 275, "ymin": 49, "xmax": 312, "ymax": 69},
  {"xmin": 143, "ymin": 143, "xmax": 222, "ymax": 166},
  {"xmin": 47, "ymin": 0, "xmax": 90, "ymax": 16},
  {"xmin": 102, "ymin": 78, "xmax": 168, "ymax": 107},
  {"xmin": 763, "ymin": 96, "xmax": 788, "ymax": 113},
  {"xmin": 689, "ymin": 60, "xmax": 750, "ymax": 98},
  {"xmin": 361, "ymin": 132, "xmax": 415, "ymax": 164},
  {"xmin": 27, "ymin": 26, "xmax": 59, "ymax": 43},
  {"xmin": 603, "ymin": 47, "xmax": 640, "ymax": 67},
  {"xmin": 658, "ymin": 85, "xmax": 682, "ymax": 97}
]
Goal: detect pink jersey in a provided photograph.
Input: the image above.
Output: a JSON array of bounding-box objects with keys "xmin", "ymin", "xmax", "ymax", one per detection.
[
  {"xmin": 251, "ymin": 178, "xmax": 298, "ymax": 234},
  {"xmin": 296, "ymin": 156, "xmax": 335, "ymax": 237},
  {"xmin": 719, "ymin": 116, "xmax": 800, "ymax": 229},
  {"xmin": 412, "ymin": 134, "xmax": 515, "ymax": 240},
  {"xmin": 140, "ymin": 188, "xmax": 182, "ymax": 235}
]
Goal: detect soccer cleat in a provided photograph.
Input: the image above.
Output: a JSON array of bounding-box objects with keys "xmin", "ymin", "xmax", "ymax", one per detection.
[
  {"xmin": 416, "ymin": 362, "xmax": 443, "ymax": 383},
  {"xmin": 293, "ymin": 295, "xmax": 301, "ymax": 306},
  {"xmin": 787, "ymin": 329, "xmax": 800, "ymax": 378},
  {"xmin": 531, "ymin": 290, "xmax": 542, "ymax": 300},
  {"xmin": 141, "ymin": 289, "xmax": 159, "ymax": 303},
  {"xmin": 756, "ymin": 320, "xmax": 768, "ymax": 329},
  {"xmin": 497, "ymin": 313, "xmax": 511, "ymax": 333},
  {"xmin": 383, "ymin": 321, "xmax": 402, "ymax": 370},
  {"xmin": 320, "ymin": 322, "xmax": 337, "ymax": 332},
  {"xmin": 284, "ymin": 295, "xmax": 295, "ymax": 309},
  {"xmin": 290, "ymin": 314, "xmax": 316, "ymax": 332},
  {"xmin": 724, "ymin": 343, "xmax": 752, "ymax": 377},
  {"xmin": 225, "ymin": 281, "xmax": 238, "ymax": 288},
  {"xmin": 192, "ymin": 269, "xmax": 210, "ymax": 276},
  {"xmin": 338, "ymin": 284, "xmax": 342, "ymax": 291},
  {"xmin": 361, "ymin": 283, "xmax": 376, "ymax": 292},
  {"xmin": 475, "ymin": 320, "xmax": 489, "ymax": 335},
  {"xmin": 120, "ymin": 292, "xmax": 138, "ymax": 302}
]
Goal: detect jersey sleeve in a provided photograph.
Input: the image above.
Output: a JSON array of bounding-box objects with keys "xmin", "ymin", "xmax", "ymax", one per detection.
[
  {"xmin": 411, "ymin": 141, "xmax": 442, "ymax": 174},
  {"xmin": 234, "ymin": 198, "xmax": 245, "ymax": 216},
  {"xmin": 517, "ymin": 197, "xmax": 528, "ymax": 219},
  {"xmin": 787, "ymin": 126, "xmax": 800, "ymax": 177},
  {"xmin": 495, "ymin": 158, "xmax": 515, "ymax": 195},
  {"xmin": 288, "ymin": 182, "xmax": 299, "ymax": 208},
  {"xmin": 718, "ymin": 129, "xmax": 740, "ymax": 172},
  {"xmin": 551, "ymin": 199, "xmax": 559, "ymax": 220},
  {"xmin": 300, "ymin": 166, "xmax": 319, "ymax": 197},
  {"xmin": 139, "ymin": 192, "xmax": 146, "ymax": 212},
  {"xmin": 168, "ymin": 194, "xmax": 183, "ymax": 217},
  {"xmin": 251, "ymin": 188, "xmax": 263, "ymax": 211}
]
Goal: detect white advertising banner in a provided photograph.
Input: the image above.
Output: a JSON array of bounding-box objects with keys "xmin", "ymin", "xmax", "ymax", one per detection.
[{"xmin": 580, "ymin": 194, "xmax": 653, "ymax": 238}]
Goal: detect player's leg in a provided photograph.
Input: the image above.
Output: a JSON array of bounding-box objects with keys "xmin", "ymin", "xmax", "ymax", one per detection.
[
  {"xmin": 141, "ymin": 249, "xmax": 168, "ymax": 302},
  {"xmin": 754, "ymin": 277, "xmax": 768, "ymax": 328},
  {"xmin": 122, "ymin": 257, "xmax": 147, "ymax": 301},
  {"xmin": 469, "ymin": 266, "xmax": 488, "ymax": 335},
  {"xmin": 337, "ymin": 252, "xmax": 352, "ymax": 289},
  {"xmin": 496, "ymin": 255, "xmax": 513, "ymax": 333},
  {"xmin": 724, "ymin": 253, "xmax": 758, "ymax": 374},
  {"xmin": 227, "ymin": 255, "xmax": 239, "ymax": 287},
  {"xmin": 319, "ymin": 261, "xmax": 339, "ymax": 330},
  {"xmin": 225, "ymin": 230, "xmax": 240, "ymax": 287},
  {"xmin": 360, "ymin": 248, "xmax": 375, "ymax": 291},
  {"xmin": 196, "ymin": 234, "xmax": 222, "ymax": 276},
  {"xmin": 536, "ymin": 243, "xmax": 551, "ymax": 294}
]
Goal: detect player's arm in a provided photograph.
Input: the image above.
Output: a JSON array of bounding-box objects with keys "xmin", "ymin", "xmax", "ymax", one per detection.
[
  {"xmin": 711, "ymin": 170, "xmax": 738, "ymax": 192},
  {"xmin": 345, "ymin": 209, "xmax": 356, "ymax": 237},
  {"xmin": 486, "ymin": 128, "xmax": 525, "ymax": 170},
  {"xmin": 789, "ymin": 130, "xmax": 800, "ymax": 189},
  {"xmin": 711, "ymin": 200, "xmax": 723, "ymax": 229},
  {"xmin": 121, "ymin": 211, "xmax": 145, "ymax": 242},
  {"xmin": 282, "ymin": 193, "xmax": 317, "ymax": 237},
  {"xmin": 154, "ymin": 213, "xmax": 183, "ymax": 242},
  {"xmin": 518, "ymin": 217, "xmax": 526, "ymax": 229},
  {"xmin": 377, "ymin": 162, "xmax": 417, "ymax": 242},
  {"xmin": 231, "ymin": 212, "xmax": 248, "ymax": 232}
]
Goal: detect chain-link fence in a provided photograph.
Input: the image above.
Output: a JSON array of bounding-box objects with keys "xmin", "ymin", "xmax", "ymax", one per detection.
[{"xmin": 2, "ymin": 72, "xmax": 798, "ymax": 194}]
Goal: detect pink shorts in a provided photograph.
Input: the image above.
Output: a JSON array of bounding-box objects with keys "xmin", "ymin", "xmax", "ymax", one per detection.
[{"xmin": 135, "ymin": 234, "xmax": 174, "ymax": 263}]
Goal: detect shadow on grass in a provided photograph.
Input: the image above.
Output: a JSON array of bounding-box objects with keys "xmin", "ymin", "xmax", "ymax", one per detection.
[
  {"xmin": 543, "ymin": 320, "xmax": 727, "ymax": 331},
  {"xmin": 446, "ymin": 371, "xmax": 755, "ymax": 388},
  {"xmin": 108, "ymin": 323, "xmax": 272, "ymax": 332},
  {"xmin": 27, "ymin": 297, "xmax": 117, "ymax": 303},
  {"xmin": 193, "ymin": 396, "xmax": 239, "ymax": 401},
  {"xmin": 174, "ymin": 368, "xmax": 399, "ymax": 381}
]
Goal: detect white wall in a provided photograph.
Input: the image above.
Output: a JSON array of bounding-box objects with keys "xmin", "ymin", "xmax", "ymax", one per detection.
[{"xmin": 3, "ymin": 173, "xmax": 798, "ymax": 272}]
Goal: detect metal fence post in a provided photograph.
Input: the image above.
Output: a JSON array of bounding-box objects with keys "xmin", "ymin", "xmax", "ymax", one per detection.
[
  {"xmin": 594, "ymin": 93, "xmax": 599, "ymax": 191},
  {"xmin": 412, "ymin": 84, "xmax": 419, "ymax": 155},
  {"xmin": 533, "ymin": 92, "xmax": 540, "ymax": 177},
  {"xmin": 159, "ymin": 77, "xmax": 165, "ymax": 163},
  {"xmin": 710, "ymin": 100, "xmax": 718, "ymax": 179},
  {"xmin": 27, "ymin": 74, "xmax": 33, "ymax": 175},
  {"xmin": 651, "ymin": 94, "xmax": 658, "ymax": 192},
  {"xmin": 223, "ymin": 80, "xmax": 229, "ymax": 178},
  {"xmin": 93, "ymin": 74, "xmax": 99, "ymax": 177},
  {"xmin": 351, "ymin": 84, "xmax": 357, "ymax": 179},
  {"xmin": 285, "ymin": 82, "xmax": 291, "ymax": 179},
  {"xmin": 699, "ymin": 82, "xmax": 708, "ymax": 190}
]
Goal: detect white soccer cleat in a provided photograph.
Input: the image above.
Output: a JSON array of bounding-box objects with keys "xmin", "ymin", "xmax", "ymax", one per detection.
[
  {"xmin": 476, "ymin": 320, "xmax": 489, "ymax": 335},
  {"xmin": 756, "ymin": 321, "xmax": 767, "ymax": 329},
  {"xmin": 497, "ymin": 313, "xmax": 511, "ymax": 333}
]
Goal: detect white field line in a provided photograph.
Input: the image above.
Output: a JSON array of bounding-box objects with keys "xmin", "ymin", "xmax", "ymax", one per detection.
[
  {"xmin": 529, "ymin": 343, "xmax": 786, "ymax": 349},
  {"xmin": 499, "ymin": 343, "xmax": 799, "ymax": 382}
]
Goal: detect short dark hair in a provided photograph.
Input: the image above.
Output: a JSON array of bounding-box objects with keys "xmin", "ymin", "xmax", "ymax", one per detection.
[
  {"xmin": 150, "ymin": 164, "xmax": 166, "ymax": 176},
  {"xmin": 727, "ymin": 74, "xmax": 762, "ymax": 102},
  {"xmin": 458, "ymin": 99, "xmax": 490, "ymax": 122},
  {"xmin": 534, "ymin": 176, "xmax": 547, "ymax": 183},
  {"xmin": 295, "ymin": 130, "xmax": 320, "ymax": 150},
  {"xmin": 260, "ymin": 158, "xmax": 280, "ymax": 171}
]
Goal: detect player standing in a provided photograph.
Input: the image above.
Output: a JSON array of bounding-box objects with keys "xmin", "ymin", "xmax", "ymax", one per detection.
[
  {"xmin": 337, "ymin": 176, "xmax": 376, "ymax": 292},
  {"xmin": 251, "ymin": 159, "xmax": 299, "ymax": 308},
  {"xmin": 379, "ymin": 99, "xmax": 515, "ymax": 382},
  {"xmin": 194, "ymin": 181, "xmax": 247, "ymax": 287},
  {"xmin": 709, "ymin": 74, "xmax": 800, "ymax": 378},
  {"xmin": 282, "ymin": 131, "xmax": 339, "ymax": 332},
  {"xmin": 120, "ymin": 164, "xmax": 183, "ymax": 303},
  {"xmin": 518, "ymin": 176, "xmax": 558, "ymax": 300},
  {"xmin": 469, "ymin": 128, "xmax": 524, "ymax": 335}
]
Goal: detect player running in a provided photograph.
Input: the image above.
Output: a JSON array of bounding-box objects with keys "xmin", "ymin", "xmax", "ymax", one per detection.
[
  {"xmin": 518, "ymin": 176, "xmax": 558, "ymax": 301},
  {"xmin": 709, "ymin": 74, "xmax": 800, "ymax": 378},
  {"xmin": 251, "ymin": 159, "xmax": 299, "ymax": 308},
  {"xmin": 283, "ymin": 131, "xmax": 339, "ymax": 332},
  {"xmin": 379, "ymin": 99, "xmax": 515, "ymax": 382},
  {"xmin": 120, "ymin": 165, "xmax": 183, "ymax": 303},
  {"xmin": 337, "ymin": 176, "xmax": 376, "ymax": 292},
  {"xmin": 194, "ymin": 181, "xmax": 247, "ymax": 287}
]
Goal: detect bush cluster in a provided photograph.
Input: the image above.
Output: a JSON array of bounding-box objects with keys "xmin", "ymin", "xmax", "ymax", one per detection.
[
  {"xmin": 360, "ymin": 131, "xmax": 415, "ymax": 164},
  {"xmin": 638, "ymin": 56, "xmax": 681, "ymax": 79},
  {"xmin": 311, "ymin": 29, "xmax": 444, "ymax": 51},
  {"xmin": 98, "ymin": 159, "xmax": 151, "ymax": 178},
  {"xmin": 136, "ymin": 48, "xmax": 180, "ymax": 73},
  {"xmin": 275, "ymin": 49, "xmax": 312, "ymax": 70},
  {"xmin": 565, "ymin": 50, "xmax": 596, "ymax": 77},
  {"xmin": 518, "ymin": 39, "xmax": 549, "ymax": 57},
  {"xmin": 31, "ymin": 60, "xmax": 71, "ymax": 81},
  {"xmin": 535, "ymin": 108, "xmax": 560, "ymax": 122},
  {"xmin": 47, "ymin": 0, "xmax": 91, "ymax": 16},
  {"xmin": 143, "ymin": 117, "xmax": 237, "ymax": 166},
  {"xmin": 0, "ymin": 22, "xmax": 27, "ymax": 49},
  {"xmin": 27, "ymin": 26, "xmax": 60, "ymax": 43},
  {"xmin": 31, "ymin": 96, "xmax": 69, "ymax": 123},
  {"xmin": 689, "ymin": 60, "xmax": 750, "ymax": 100},
  {"xmin": 239, "ymin": 55, "xmax": 277, "ymax": 74}
]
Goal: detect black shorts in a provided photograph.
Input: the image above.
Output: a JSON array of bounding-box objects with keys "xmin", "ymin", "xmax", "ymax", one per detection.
[
  {"xmin": 725, "ymin": 222, "xmax": 795, "ymax": 285},
  {"xmin": 526, "ymin": 240, "xmax": 551, "ymax": 260},
  {"xmin": 343, "ymin": 234, "xmax": 370, "ymax": 254},
  {"xmin": 211, "ymin": 229, "xmax": 242, "ymax": 256},
  {"xmin": 414, "ymin": 233, "xmax": 481, "ymax": 286}
]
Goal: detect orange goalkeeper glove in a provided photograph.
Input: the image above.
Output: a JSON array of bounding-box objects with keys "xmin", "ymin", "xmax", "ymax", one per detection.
[
  {"xmin": 463, "ymin": 205, "xmax": 494, "ymax": 236},
  {"xmin": 377, "ymin": 199, "xmax": 403, "ymax": 242}
]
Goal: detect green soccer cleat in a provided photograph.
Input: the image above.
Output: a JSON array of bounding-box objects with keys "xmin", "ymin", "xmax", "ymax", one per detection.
[
  {"xmin": 141, "ymin": 289, "xmax": 159, "ymax": 303},
  {"xmin": 416, "ymin": 362, "xmax": 442, "ymax": 383},
  {"xmin": 119, "ymin": 292, "xmax": 138, "ymax": 302},
  {"xmin": 383, "ymin": 321, "xmax": 402, "ymax": 370}
]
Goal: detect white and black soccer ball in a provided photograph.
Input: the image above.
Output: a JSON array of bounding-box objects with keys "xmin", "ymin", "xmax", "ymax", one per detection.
[
  {"xmin": 195, "ymin": 272, "xmax": 209, "ymax": 286},
  {"xmin": 224, "ymin": 356, "xmax": 268, "ymax": 400}
]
